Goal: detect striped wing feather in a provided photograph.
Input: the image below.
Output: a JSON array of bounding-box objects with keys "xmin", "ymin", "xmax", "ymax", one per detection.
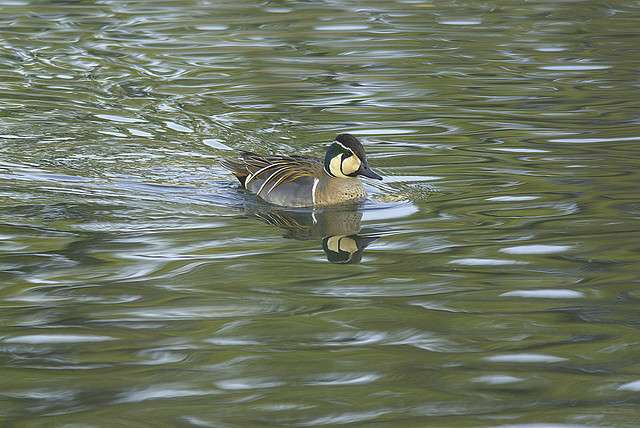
[{"xmin": 240, "ymin": 151, "xmax": 321, "ymax": 196}]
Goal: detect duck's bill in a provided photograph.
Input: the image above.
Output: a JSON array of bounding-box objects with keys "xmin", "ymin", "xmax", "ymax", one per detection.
[{"xmin": 358, "ymin": 164, "xmax": 383, "ymax": 180}]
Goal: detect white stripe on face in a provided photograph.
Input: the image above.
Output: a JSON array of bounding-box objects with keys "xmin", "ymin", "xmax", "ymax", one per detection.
[{"xmin": 335, "ymin": 140, "xmax": 351, "ymax": 152}]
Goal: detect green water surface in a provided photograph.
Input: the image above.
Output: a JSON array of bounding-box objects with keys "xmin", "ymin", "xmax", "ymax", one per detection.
[{"xmin": 1, "ymin": 0, "xmax": 640, "ymax": 426}]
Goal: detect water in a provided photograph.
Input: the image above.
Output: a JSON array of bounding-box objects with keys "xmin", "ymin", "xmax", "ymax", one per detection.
[{"xmin": 1, "ymin": 0, "xmax": 639, "ymax": 426}]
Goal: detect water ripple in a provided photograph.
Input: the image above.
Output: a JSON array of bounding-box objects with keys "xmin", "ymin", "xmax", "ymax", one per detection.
[{"xmin": 1, "ymin": 0, "xmax": 639, "ymax": 426}]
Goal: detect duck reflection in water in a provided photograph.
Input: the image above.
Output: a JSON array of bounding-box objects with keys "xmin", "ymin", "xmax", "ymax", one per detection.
[{"xmin": 248, "ymin": 206, "xmax": 378, "ymax": 264}]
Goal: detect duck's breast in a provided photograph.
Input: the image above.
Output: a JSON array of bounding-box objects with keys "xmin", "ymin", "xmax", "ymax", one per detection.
[{"xmin": 313, "ymin": 178, "xmax": 367, "ymax": 205}]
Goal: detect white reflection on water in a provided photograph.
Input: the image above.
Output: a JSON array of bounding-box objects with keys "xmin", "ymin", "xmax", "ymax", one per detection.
[
  {"xmin": 549, "ymin": 136, "xmax": 640, "ymax": 143},
  {"xmin": 360, "ymin": 201, "xmax": 419, "ymax": 221},
  {"xmin": 164, "ymin": 121, "xmax": 194, "ymax": 133},
  {"xmin": 115, "ymin": 386, "xmax": 213, "ymax": 403},
  {"xmin": 618, "ymin": 380, "xmax": 640, "ymax": 391},
  {"xmin": 484, "ymin": 354, "xmax": 568, "ymax": 363},
  {"xmin": 449, "ymin": 258, "xmax": 528, "ymax": 266},
  {"xmin": 202, "ymin": 138, "xmax": 232, "ymax": 150},
  {"xmin": 313, "ymin": 24, "xmax": 370, "ymax": 31},
  {"xmin": 5, "ymin": 334, "xmax": 115, "ymax": 344},
  {"xmin": 487, "ymin": 196, "xmax": 540, "ymax": 202},
  {"xmin": 501, "ymin": 289, "xmax": 584, "ymax": 299},
  {"xmin": 215, "ymin": 377, "xmax": 285, "ymax": 390},
  {"xmin": 305, "ymin": 372, "xmax": 379, "ymax": 386},
  {"xmin": 500, "ymin": 244, "xmax": 574, "ymax": 255},
  {"xmin": 539, "ymin": 64, "xmax": 611, "ymax": 71},
  {"xmin": 472, "ymin": 375, "xmax": 523, "ymax": 385},
  {"xmin": 302, "ymin": 410, "xmax": 390, "ymax": 426},
  {"xmin": 496, "ymin": 425, "xmax": 591, "ymax": 428},
  {"xmin": 355, "ymin": 128, "xmax": 417, "ymax": 135},
  {"xmin": 438, "ymin": 19, "xmax": 482, "ymax": 25},
  {"xmin": 94, "ymin": 113, "xmax": 147, "ymax": 123}
]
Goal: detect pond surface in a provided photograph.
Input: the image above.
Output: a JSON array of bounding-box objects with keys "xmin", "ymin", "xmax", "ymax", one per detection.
[{"xmin": 1, "ymin": 0, "xmax": 640, "ymax": 426}]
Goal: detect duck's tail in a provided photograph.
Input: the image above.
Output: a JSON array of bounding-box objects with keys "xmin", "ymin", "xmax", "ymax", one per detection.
[{"xmin": 220, "ymin": 158, "xmax": 249, "ymax": 186}]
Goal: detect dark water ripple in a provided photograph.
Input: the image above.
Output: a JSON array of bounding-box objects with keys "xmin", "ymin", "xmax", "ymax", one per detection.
[{"xmin": 1, "ymin": 0, "xmax": 640, "ymax": 426}]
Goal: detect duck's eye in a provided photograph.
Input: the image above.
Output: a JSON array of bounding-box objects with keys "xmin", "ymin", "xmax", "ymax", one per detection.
[{"xmin": 341, "ymin": 150, "xmax": 354, "ymax": 161}]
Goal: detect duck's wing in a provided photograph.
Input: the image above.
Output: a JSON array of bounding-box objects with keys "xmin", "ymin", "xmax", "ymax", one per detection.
[{"xmin": 239, "ymin": 151, "xmax": 322, "ymax": 192}]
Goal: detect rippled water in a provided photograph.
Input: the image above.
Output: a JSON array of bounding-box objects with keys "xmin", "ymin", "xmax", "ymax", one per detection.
[{"xmin": 1, "ymin": 0, "xmax": 640, "ymax": 426}]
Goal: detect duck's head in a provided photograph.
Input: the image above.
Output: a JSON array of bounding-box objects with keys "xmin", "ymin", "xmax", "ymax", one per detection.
[{"xmin": 324, "ymin": 133, "xmax": 383, "ymax": 180}]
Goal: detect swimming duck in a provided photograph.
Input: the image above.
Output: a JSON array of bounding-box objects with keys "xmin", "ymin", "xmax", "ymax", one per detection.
[{"xmin": 221, "ymin": 133, "xmax": 382, "ymax": 207}]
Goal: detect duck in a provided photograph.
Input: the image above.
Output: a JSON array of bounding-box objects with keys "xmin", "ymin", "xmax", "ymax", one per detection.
[{"xmin": 220, "ymin": 133, "xmax": 382, "ymax": 207}]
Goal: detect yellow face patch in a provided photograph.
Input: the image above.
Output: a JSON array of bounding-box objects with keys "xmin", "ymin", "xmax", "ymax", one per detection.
[
  {"xmin": 329, "ymin": 154, "xmax": 361, "ymax": 178},
  {"xmin": 341, "ymin": 154, "xmax": 361, "ymax": 176}
]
